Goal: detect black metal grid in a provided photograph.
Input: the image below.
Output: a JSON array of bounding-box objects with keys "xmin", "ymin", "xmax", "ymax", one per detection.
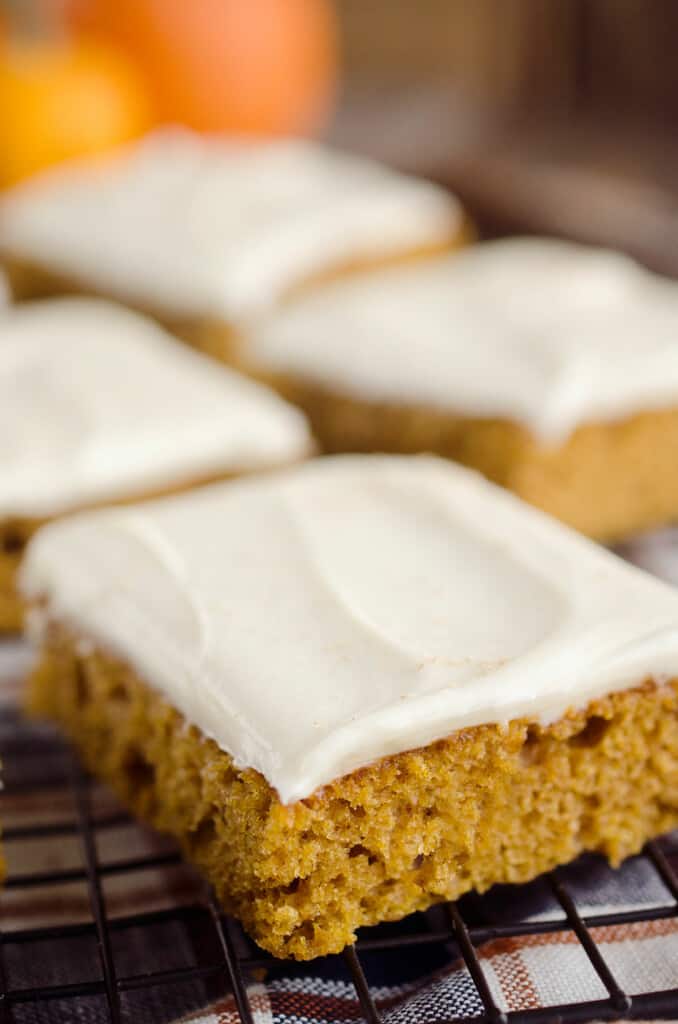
[{"xmin": 1, "ymin": 706, "xmax": 678, "ymax": 1024}]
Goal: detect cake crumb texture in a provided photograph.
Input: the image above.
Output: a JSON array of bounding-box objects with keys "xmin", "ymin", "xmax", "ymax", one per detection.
[{"xmin": 27, "ymin": 627, "xmax": 678, "ymax": 959}]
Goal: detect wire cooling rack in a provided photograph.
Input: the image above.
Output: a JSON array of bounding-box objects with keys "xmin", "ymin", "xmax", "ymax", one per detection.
[{"xmin": 1, "ymin": 705, "xmax": 678, "ymax": 1024}]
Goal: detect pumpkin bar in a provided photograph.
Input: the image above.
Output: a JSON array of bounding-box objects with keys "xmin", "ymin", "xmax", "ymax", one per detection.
[
  {"xmin": 20, "ymin": 455, "xmax": 678, "ymax": 958},
  {"xmin": 0, "ymin": 297, "xmax": 312, "ymax": 630},
  {"xmin": 0, "ymin": 130, "xmax": 467, "ymax": 345},
  {"xmin": 238, "ymin": 237, "xmax": 678, "ymax": 541}
]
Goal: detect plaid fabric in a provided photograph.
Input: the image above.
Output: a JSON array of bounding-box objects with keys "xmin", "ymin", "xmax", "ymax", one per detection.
[
  {"xmin": 3, "ymin": 520, "xmax": 678, "ymax": 1023},
  {"xmin": 170, "ymin": 897, "xmax": 678, "ymax": 1022}
]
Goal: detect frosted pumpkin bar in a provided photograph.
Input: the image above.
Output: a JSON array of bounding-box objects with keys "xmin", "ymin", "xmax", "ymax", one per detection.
[
  {"xmin": 20, "ymin": 455, "xmax": 678, "ymax": 959},
  {"xmin": 0, "ymin": 298, "xmax": 312, "ymax": 631},
  {"xmin": 0, "ymin": 129, "xmax": 466, "ymax": 340},
  {"xmin": 240, "ymin": 237, "xmax": 678, "ymax": 540}
]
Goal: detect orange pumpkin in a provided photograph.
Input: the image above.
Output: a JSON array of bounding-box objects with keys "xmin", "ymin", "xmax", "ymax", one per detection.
[
  {"xmin": 60, "ymin": 0, "xmax": 338, "ymax": 135},
  {"xmin": 0, "ymin": 37, "xmax": 153, "ymax": 186}
]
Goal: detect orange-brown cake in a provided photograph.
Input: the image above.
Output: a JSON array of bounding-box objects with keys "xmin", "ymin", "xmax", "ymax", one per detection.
[
  {"xmin": 235, "ymin": 237, "xmax": 678, "ymax": 541},
  {"xmin": 20, "ymin": 455, "xmax": 678, "ymax": 959},
  {"xmin": 0, "ymin": 130, "xmax": 467, "ymax": 345},
  {"xmin": 0, "ymin": 297, "xmax": 312, "ymax": 631}
]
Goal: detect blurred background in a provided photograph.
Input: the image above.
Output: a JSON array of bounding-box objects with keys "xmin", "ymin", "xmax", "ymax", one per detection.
[
  {"xmin": 2, "ymin": 0, "xmax": 678, "ymax": 272},
  {"xmin": 336, "ymin": 0, "xmax": 678, "ymax": 277}
]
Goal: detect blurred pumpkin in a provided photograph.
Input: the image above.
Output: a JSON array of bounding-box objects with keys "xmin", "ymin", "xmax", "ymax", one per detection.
[
  {"xmin": 0, "ymin": 37, "xmax": 153, "ymax": 186},
  {"xmin": 60, "ymin": 0, "xmax": 338, "ymax": 135}
]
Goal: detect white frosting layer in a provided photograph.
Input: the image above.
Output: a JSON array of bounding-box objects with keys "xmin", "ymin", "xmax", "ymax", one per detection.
[
  {"xmin": 20, "ymin": 455, "xmax": 678, "ymax": 804},
  {"xmin": 0, "ymin": 298, "xmax": 311, "ymax": 517},
  {"xmin": 0, "ymin": 130, "xmax": 461, "ymax": 320},
  {"xmin": 248, "ymin": 237, "xmax": 678, "ymax": 443}
]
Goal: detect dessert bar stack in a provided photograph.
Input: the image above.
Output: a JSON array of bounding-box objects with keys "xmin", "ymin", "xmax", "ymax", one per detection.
[{"xmin": 4, "ymin": 131, "xmax": 678, "ymax": 962}]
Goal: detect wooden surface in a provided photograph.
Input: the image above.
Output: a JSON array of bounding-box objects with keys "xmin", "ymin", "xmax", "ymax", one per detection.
[
  {"xmin": 336, "ymin": 0, "xmax": 678, "ymax": 123},
  {"xmin": 329, "ymin": 85, "xmax": 678, "ymax": 277},
  {"xmin": 331, "ymin": 1, "xmax": 678, "ymax": 276}
]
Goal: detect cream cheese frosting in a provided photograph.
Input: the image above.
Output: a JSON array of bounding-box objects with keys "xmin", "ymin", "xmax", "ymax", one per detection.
[
  {"xmin": 247, "ymin": 237, "xmax": 678, "ymax": 443},
  {"xmin": 20, "ymin": 454, "xmax": 678, "ymax": 804},
  {"xmin": 0, "ymin": 298, "xmax": 311, "ymax": 518},
  {"xmin": 0, "ymin": 130, "xmax": 461, "ymax": 320}
]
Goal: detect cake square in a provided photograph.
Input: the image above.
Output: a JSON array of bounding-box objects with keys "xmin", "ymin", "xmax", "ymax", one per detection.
[
  {"xmin": 0, "ymin": 130, "xmax": 466, "ymax": 340},
  {"xmin": 239, "ymin": 237, "xmax": 678, "ymax": 540},
  {"xmin": 0, "ymin": 297, "xmax": 311, "ymax": 630},
  {"xmin": 20, "ymin": 455, "xmax": 678, "ymax": 958}
]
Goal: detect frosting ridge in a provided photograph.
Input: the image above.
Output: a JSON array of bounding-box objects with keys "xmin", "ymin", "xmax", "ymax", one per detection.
[{"xmin": 20, "ymin": 455, "xmax": 678, "ymax": 803}]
